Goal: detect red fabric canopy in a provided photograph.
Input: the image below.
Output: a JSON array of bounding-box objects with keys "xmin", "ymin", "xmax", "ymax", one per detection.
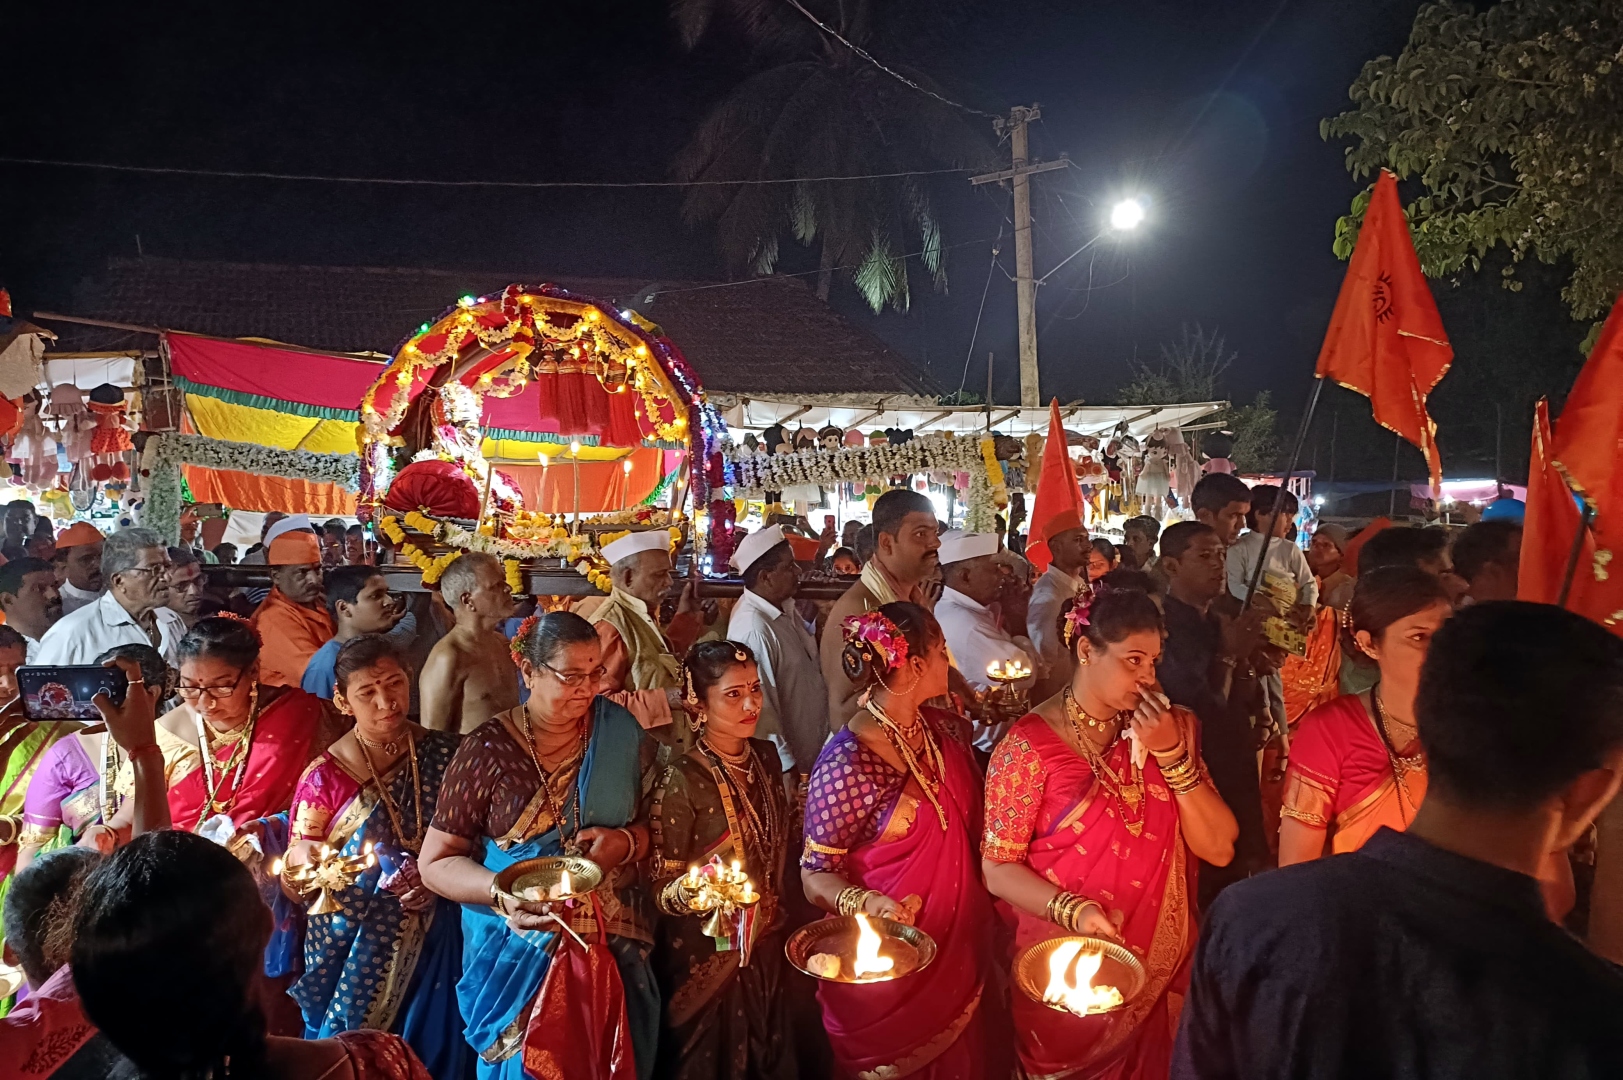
[{"xmin": 167, "ymin": 334, "xmax": 380, "ymax": 413}]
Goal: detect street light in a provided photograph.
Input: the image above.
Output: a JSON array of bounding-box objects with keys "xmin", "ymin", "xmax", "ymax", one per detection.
[{"xmin": 1109, "ymin": 197, "xmax": 1146, "ymax": 231}]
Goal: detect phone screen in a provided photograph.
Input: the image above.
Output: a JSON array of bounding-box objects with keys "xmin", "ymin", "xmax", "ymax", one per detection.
[{"xmin": 18, "ymin": 665, "xmax": 129, "ymax": 720}]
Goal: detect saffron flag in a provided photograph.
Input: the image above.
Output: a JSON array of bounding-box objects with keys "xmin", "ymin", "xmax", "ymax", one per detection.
[
  {"xmin": 1315, "ymin": 169, "xmax": 1453, "ymax": 492},
  {"xmin": 1025, "ymin": 399, "xmax": 1089, "ymax": 574},
  {"xmin": 1519, "ymin": 294, "xmax": 1623, "ymax": 633}
]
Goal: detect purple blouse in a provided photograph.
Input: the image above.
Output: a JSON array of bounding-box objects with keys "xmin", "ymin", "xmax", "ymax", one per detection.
[
  {"xmin": 800, "ymin": 727, "xmax": 910, "ymax": 875},
  {"xmin": 22, "ymin": 734, "xmax": 101, "ymax": 836}
]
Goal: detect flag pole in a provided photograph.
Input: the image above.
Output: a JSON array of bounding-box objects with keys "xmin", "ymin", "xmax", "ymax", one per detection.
[
  {"xmin": 1240, "ymin": 376, "xmax": 1327, "ymax": 615},
  {"xmin": 1557, "ymin": 497, "xmax": 1597, "ymax": 608}
]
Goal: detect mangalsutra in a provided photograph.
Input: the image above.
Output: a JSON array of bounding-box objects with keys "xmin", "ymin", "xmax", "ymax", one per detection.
[
  {"xmin": 517, "ymin": 707, "xmax": 590, "ymax": 847},
  {"xmin": 1062, "ymin": 690, "xmax": 1145, "ymax": 837},
  {"xmin": 355, "ymin": 729, "xmax": 425, "ymax": 853},
  {"xmin": 701, "ymin": 739, "xmax": 785, "ymax": 895},
  {"xmin": 867, "ymin": 700, "xmax": 949, "ymax": 831},
  {"xmin": 1371, "ymin": 690, "xmax": 1425, "ymax": 818},
  {"xmin": 356, "ymin": 730, "xmax": 406, "ymax": 757},
  {"xmin": 193, "ymin": 684, "xmax": 261, "ymax": 831}
]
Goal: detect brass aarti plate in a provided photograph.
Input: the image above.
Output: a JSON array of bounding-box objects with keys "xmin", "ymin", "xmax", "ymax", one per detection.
[
  {"xmin": 494, "ymin": 855, "xmax": 603, "ymax": 908},
  {"xmin": 1014, "ymin": 935, "xmax": 1146, "ymax": 1016},
  {"xmin": 785, "ymin": 915, "xmax": 936, "ymax": 983}
]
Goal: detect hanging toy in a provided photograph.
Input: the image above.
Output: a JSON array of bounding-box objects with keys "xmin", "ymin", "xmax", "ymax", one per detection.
[
  {"xmin": 86, "ymin": 383, "xmax": 134, "ymax": 482},
  {"xmin": 44, "ymin": 384, "xmax": 94, "ymax": 466},
  {"xmin": 9, "ymin": 399, "xmax": 57, "ymax": 487}
]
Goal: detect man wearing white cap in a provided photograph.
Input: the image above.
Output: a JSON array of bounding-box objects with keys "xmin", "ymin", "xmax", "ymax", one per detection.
[
  {"xmin": 589, "ymin": 529, "xmax": 710, "ymax": 754},
  {"xmin": 935, "ymin": 529, "xmax": 1035, "ymax": 752},
  {"xmin": 725, "ymin": 525, "xmax": 828, "ymax": 780}
]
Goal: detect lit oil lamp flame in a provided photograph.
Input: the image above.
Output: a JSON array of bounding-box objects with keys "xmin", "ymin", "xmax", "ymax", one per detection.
[
  {"xmin": 1042, "ymin": 940, "xmax": 1124, "ymax": 1015},
  {"xmin": 851, "ymin": 914, "xmax": 894, "ymax": 979},
  {"xmin": 986, "ymin": 658, "xmax": 1031, "ymax": 682},
  {"xmin": 558, "ymin": 869, "xmax": 572, "ymax": 898}
]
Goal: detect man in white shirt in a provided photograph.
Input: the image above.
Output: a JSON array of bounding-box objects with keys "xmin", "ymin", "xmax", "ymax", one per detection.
[
  {"xmin": 1025, "ymin": 508, "xmax": 1092, "ymax": 700},
  {"xmin": 36, "ymin": 527, "xmax": 186, "ymax": 666},
  {"xmin": 725, "ymin": 525, "xmax": 830, "ymax": 779},
  {"xmin": 53, "ymin": 522, "xmax": 105, "ymax": 615},
  {"xmin": 935, "ymin": 530, "xmax": 1035, "ymax": 752},
  {"xmin": 0, "ymin": 556, "xmax": 62, "ymax": 661}
]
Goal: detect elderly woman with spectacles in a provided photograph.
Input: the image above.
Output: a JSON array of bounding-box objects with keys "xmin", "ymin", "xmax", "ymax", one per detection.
[{"xmin": 419, "ymin": 611, "xmax": 660, "ymax": 1079}]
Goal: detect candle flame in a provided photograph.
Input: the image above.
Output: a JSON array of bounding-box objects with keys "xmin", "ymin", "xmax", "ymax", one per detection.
[
  {"xmin": 851, "ymin": 914, "xmax": 894, "ymax": 979},
  {"xmin": 1042, "ymin": 941, "xmax": 1124, "ymax": 1015}
]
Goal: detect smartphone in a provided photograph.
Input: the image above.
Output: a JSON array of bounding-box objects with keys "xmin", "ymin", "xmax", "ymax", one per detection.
[{"xmin": 18, "ymin": 665, "xmax": 128, "ymax": 721}]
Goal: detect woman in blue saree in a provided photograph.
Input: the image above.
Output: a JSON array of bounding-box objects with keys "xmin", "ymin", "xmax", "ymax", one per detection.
[
  {"xmin": 420, "ymin": 611, "xmax": 659, "ymax": 1080},
  {"xmin": 283, "ymin": 634, "xmax": 472, "ymax": 1079}
]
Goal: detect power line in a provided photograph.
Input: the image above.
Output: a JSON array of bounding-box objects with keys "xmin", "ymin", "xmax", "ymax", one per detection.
[
  {"xmin": 957, "ymin": 223, "xmax": 1005, "ymax": 395},
  {"xmin": 0, "ymin": 156, "xmax": 970, "ymax": 189},
  {"xmin": 781, "ymin": 0, "xmax": 1001, "ymax": 120}
]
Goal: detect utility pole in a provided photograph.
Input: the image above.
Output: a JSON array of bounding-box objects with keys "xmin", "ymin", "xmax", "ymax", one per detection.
[{"xmin": 971, "ymin": 105, "xmax": 1068, "ymax": 407}]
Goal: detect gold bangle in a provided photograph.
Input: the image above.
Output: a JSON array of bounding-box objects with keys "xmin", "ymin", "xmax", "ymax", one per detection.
[
  {"xmin": 1164, "ymin": 759, "xmax": 1206, "ymax": 795},
  {"xmin": 0, "ymin": 816, "xmax": 19, "ymax": 847},
  {"xmin": 837, "ymin": 885, "xmax": 873, "ymax": 917},
  {"xmin": 1149, "ymin": 738, "xmax": 1188, "ymax": 762}
]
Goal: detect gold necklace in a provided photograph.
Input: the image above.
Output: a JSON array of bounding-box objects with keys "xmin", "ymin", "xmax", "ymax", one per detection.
[
  {"xmin": 356, "ymin": 728, "xmax": 407, "ymax": 757},
  {"xmin": 1063, "ymin": 688, "xmax": 1118, "ymax": 739},
  {"xmin": 1061, "ymin": 690, "xmax": 1145, "ymax": 837},
  {"xmin": 194, "ymin": 685, "xmax": 260, "ymax": 830},
  {"xmin": 701, "ymin": 741, "xmax": 786, "ymax": 900},
  {"xmin": 516, "ymin": 707, "xmax": 590, "ymax": 847},
  {"xmin": 866, "ymin": 700, "xmax": 949, "ymax": 830},
  {"xmin": 355, "ymin": 729, "xmax": 425, "ymax": 853},
  {"xmin": 1371, "ymin": 690, "xmax": 1425, "ymax": 818}
]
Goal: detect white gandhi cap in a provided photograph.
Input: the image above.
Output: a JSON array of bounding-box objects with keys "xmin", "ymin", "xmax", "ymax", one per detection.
[
  {"xmin": 937, "ymin": 530, "xmax": 998, "ymax": 564},
  {"xmin": 731, "ymin": 524, "xmax": 787, "ymax": 573},
  {"xmin": 263, "ymin": 514, "xmax": 313, "ymax": 546},
  {"xmin": 600, "ymin": 529, "xmax": 672, "ymax": 567}
]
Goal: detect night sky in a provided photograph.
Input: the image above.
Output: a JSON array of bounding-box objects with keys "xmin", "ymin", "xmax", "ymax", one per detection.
[{"xmin": 4, "ymin": 0, "xmax": 1566, "ymax": 478}]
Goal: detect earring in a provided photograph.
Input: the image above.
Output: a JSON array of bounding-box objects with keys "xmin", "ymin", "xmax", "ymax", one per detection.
[{"xmin": 694, "ymin": 711, "xmax": 708, "ymax": 733}]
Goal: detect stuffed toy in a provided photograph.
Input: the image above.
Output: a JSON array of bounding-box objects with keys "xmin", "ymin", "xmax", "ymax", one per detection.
[
  {"xmin": 44, "ymin": 384, "xmax": 94, "ymax": 465},
  {"xmin": 86, "ymin": 383, "xmax": 133, "ymax": 482}
]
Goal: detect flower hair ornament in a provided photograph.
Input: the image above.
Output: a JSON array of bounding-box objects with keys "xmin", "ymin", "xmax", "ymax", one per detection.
[
  {"xmin": 841, "ymin": 611, "xmax": 910, "ymax": 681},
  {"xmin": 509, "ymin": 614, "xmax": 541, "ymax": 664},
  {"xmin": 212, "ymin": 610, "xmax": 263, "ymax": 646},
  {"xmin": 1061, "ymin": 583, "xmax": 1106, "ymax": 651}
]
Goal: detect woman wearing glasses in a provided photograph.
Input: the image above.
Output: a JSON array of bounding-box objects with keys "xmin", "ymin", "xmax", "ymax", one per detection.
[
  {"xmin": 419, "ymin": 611, "xmax": 659, "ymax": 1080},
  {"xmin": 103, "ymin": 614, "xmax": 330, "ymax": 1031},
  {"xmin": 285, "ymin": 634, "xmax": 471, "ymax": 1080}
]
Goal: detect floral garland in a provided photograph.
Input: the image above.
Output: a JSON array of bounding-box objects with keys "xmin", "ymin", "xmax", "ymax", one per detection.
[
  {"xmin": 721, "ymin": 432, "xmax": 983, "ymax": 495},
  {"xmin": 379, "ymin": 515, "xmax": 461, "ymax": 585},
  {"xmin": 141, "ymin": 433, "xmax": 362, "ymax": 546},
  {"xmin": 504, "ymin": 557, "xmax": 523, "ymax": 595},
  {"xmin": 575, "ymin": 526, "xmax": 685, "ymax": 594},
  {"xmin": 979, "ymin": 436, "xmax": 1010, "ymax": 511},
  {"xmin": 403, "ymin": 509, "xmax": 592, "ymax": 561}
]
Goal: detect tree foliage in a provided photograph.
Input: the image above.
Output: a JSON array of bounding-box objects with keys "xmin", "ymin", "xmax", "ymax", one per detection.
[
  {"xmin": 670, "ymin": 0, "xmax": 997, "ymax": 312},
  {"xmin": 1116, "ymin": 324, "xmax": 1279, "ymax": 472},
  {"xmin": 1322, "ymin": 0, "xmax": 1623, "ymax": 333}
]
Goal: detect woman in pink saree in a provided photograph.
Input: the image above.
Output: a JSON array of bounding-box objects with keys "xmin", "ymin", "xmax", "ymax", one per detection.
[
  {"xmin": 982, "ymin": 583, "xmax": 1238, "ymax": 1080},
  {"xmin": 800, "ymin": 602, "xmax": 991, "ymax": 1080}
]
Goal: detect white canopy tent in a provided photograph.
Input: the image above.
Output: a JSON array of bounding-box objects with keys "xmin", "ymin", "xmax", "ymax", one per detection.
[{"xmin": 711, "ymin": 394, "xmax": 1230, "ymax": 440}]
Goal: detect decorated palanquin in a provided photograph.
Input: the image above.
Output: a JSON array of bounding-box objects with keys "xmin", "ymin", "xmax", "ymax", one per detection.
[{"xmin": 359, "ymin": 283, "xmax": 724, "ymax": 522}]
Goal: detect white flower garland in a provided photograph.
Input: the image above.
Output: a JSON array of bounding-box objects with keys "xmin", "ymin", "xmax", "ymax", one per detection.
[
  {"xmin": 721, "ymin": 432, "xmax": 984, "ymax": 496},
  {"xmin": 143, "ymin": 433, "xmax": 362, "ymax": 545}
]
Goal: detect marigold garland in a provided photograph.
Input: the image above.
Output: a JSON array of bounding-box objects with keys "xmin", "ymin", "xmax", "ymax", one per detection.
[
  {"xmin": 380, "ymin": 515, "xmax": 460, "ymax": 586},
  {"xmin": 504, "ymin": 558, "xmax": 523, "ymax": 595},
  {"xmin": 979, "ymin": 435, "xmax": 1010, "ymax": 511}
]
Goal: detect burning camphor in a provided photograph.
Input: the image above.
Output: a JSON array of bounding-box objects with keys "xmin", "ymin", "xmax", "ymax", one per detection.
[{"xmin": 1043, "ymin": 940, "xmax": 1125, "ymax": 1016}]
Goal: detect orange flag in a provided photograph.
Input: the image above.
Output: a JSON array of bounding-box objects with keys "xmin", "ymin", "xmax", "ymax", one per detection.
[
  {"xmin": 1520, "ymin": 294, "xmax": 1623, "ymax": 632},
  {"xmin": 1025, "ymin": 399, "xmax": 1088, "ymax": 573},
  {"xmin": 1316, "ymin": 169, "xmax": 1453, "ymax": 492}
]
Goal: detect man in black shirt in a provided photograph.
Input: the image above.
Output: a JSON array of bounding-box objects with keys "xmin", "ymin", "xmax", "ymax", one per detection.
[
  {"xmin": 1156, "ymin": 521, "xmax": 1269, "ymax": 906},
  {"xmin": 1174, "ymin": 601, "xmax": 1623, "ymax": 1080}
]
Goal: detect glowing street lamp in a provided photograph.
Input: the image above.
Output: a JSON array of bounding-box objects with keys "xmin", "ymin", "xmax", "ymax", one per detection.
[{"xmin": 1109, "ymin": 198, "xmax": 1146, "ymax": 231}]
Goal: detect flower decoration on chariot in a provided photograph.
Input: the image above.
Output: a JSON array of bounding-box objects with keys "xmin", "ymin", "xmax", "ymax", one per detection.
[{"xmin": 841, "ymin": 611, "xmax": 910, "ymax": 673}]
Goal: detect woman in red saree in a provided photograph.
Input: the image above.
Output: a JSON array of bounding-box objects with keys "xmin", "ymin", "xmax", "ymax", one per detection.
[
  {"xmin": 800, "ymin": 602, "xmax": 991, "ymax": 1080},
  {"xmin": 982, "ymin": 583, "xmax": 1237, "ymax": 1080},
  {"xmin": 108, "ymin": 616, "xmax": 328, "ymax": 838},
  {"xmin": 1279, "ymin": 566, "xmax": 1453, "ymax": 863}
]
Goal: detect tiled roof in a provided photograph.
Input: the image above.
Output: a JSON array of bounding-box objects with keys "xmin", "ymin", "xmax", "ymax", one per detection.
[{"xmin": 50, "ymin": 258, "xmax": 942, "ymax": 397}]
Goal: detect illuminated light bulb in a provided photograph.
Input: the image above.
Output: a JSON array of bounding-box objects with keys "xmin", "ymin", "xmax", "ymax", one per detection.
[
  {"xmin": 458, "ymin": 295, "xmax": 476, "ymax": 308},
  {"xmin": 851, "ymin": 914, "xmax": 894, "ymax": 978},
  {"xmin": 1109, "ymin": 198, "xmax": 1146, "ymax": 231},
  {"xmin": 587, "ymin": 309, "xmax": 601, "ymax": 321},
  {"xmin": 623, "ymin": 459, "xmax": 633, "ymax": 474},
  {"xmin": 570, "ymin": 440, "xmax": 582, "ymax": 457}
]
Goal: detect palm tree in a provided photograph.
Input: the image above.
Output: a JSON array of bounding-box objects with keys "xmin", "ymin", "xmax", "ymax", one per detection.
[{"xmin": 672, "ymin": 0, "xmax": 998, "ymax": 312}]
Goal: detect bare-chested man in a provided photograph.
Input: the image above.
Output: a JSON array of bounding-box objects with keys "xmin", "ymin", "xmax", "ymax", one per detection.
[{"xmin": 419, "ymin": 552, "xmax": 518, "ymax": 734}]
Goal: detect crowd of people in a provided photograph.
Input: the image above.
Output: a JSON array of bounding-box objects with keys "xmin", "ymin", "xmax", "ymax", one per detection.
[{"xmin": 0, "ymin": 479, "xmax": 1620, "ymax": 1080}]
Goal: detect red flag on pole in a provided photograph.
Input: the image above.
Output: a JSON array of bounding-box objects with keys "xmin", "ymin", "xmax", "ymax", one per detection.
[
  {"xmin": 1520, "ymin": 293, "xmax": 1623, "ymax": 633},
  {"xmin": 1025, "ymin": 399, "xmax": 1088, "ymax": 574},
  {"xmin": 1315, "ymin": 170, "xmax": 1453, "ymax": 492}
]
